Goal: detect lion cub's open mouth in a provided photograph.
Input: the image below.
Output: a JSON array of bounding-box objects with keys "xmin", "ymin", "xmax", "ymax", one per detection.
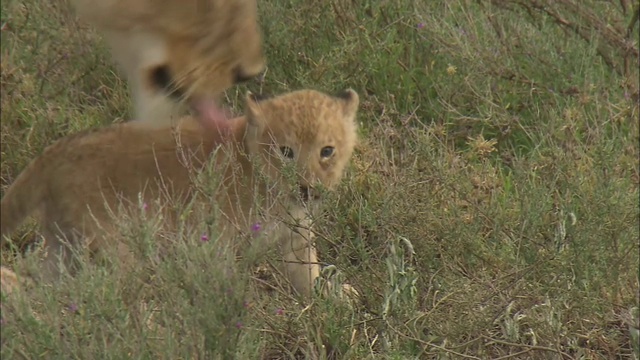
[{"xmin": 299, "ymin": 185, "xmax": 321, "ymax": 203}]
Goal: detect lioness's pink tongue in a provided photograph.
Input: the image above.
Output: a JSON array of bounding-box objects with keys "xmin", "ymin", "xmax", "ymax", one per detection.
[{"xmin": 193, "ymin": 99, "xmax": 234, "ymax": 134}]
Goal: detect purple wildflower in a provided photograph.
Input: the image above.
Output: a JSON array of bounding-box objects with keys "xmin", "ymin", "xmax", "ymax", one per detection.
[
  {"xmin": 235, "ymin": 321, "xmax": 243, "ymax": 329},
  {"xmin": 275, "ymin": 308, "xmax": 284, "ymax": 316},
  {"xmin": 200, "ymin": 233, "xmax": 209, "ymax": 242},
  {"xmin": 67, "ymin": 303, "xmax": 78, "ymax": 313},
  {"xmin": 142, "ymin": 202, "xmax": 149, "ymax": 211},
  {"xmin": 417, "ymin": 23, "xmax": 425, "ymax": 29},
  {"xmin": 251, "ymin": 223, "xmax": 262, "ymax": 233}
]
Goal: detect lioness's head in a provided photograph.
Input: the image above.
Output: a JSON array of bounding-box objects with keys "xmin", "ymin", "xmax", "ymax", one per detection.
[
  {"xmin": 72, "ymin": 0, "xmax": 266, "ymax": 126},
  {"xmin": 243, "ymin": 89, "xmax": 359, "ymax": 202}
]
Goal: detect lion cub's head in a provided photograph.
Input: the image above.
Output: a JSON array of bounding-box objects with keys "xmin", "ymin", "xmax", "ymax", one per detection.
[
  {"xmin": 241, "ymin": 89, "xmax": 359, "ymax": 202},
  {"xmin": 72, "ymin": 0, "xmax": 266, "ymax": 125}
]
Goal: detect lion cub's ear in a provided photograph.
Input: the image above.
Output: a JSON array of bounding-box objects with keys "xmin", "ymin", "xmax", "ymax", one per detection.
[
  {"xmin": 336, "ymin": 88, "xmax": 359, "ymax": 122},
  {"xmin": 244, "ymin": 91, "xmax": 265, "ymax": 121},
  {"xmin": 245, "ymin": 90, "xmax": 268, "ymax": 128},
  {"xmin": 244, "ymin": 91, "xmax": 267, "ymax": 153}
]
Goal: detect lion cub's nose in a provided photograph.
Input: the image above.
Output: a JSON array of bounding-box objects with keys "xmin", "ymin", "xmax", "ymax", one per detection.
[
  {"xmin": 299, "ymin": 185, "xmax": 321, "ymax": 202},
  {"xmin": 299, "ymin": 185, "xmax": 310, "ymax": 202}
]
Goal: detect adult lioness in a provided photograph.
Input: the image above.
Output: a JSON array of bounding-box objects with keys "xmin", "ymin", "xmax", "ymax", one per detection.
[
  {"xmin": 70, "ymin": 0, "xmax": 266, "ymax": 129},
  {"xmin": 1, "ymin": 89, "xmax": 359, "ymax": 298}
]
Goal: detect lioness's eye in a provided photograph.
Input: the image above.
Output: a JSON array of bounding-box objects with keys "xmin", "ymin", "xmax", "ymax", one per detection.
[
  {"xmin": 320, "ymin": 146, "xmax": 334, "ymax": 158},
  {"xmin": 280, "ymin": 146, "xmax": 295, "ymax": 159}
]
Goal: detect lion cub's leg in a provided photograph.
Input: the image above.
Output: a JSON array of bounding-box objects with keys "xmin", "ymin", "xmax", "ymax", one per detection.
[
  {"xmin": 279, "ymin": 230, "xmax": 359, "ymax": 300},
  {"xmin": 279, "ymin": 228, "xmax": 320, "ymax": 298}
]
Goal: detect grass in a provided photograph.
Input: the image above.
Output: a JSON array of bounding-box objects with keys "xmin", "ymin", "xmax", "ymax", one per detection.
[{"xmin": 1, "ymin": 0, "xmax": 639, "ymax": 358}]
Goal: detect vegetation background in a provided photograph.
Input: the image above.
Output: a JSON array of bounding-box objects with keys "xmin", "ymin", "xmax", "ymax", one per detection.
[{"xmin": 1, "ymin": 0, "xmax": 638, "ymax": 358}]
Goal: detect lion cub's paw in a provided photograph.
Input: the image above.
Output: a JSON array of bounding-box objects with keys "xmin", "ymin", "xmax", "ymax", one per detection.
[
  {"xmin": 315, "ymin": 265, "xmax": 359, "ymax": 302},
  {"xmin": 340, "ymin": 283, "xmax": 360, "ymax": 300},
  {"xmin": 1, "ymin": 266, "xmax": 32, "ymax": 297}
]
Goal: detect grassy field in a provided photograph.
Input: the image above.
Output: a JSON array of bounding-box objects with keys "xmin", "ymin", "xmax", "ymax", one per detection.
[{"xmin": 1, "ymin": 0, "xmax": 639, "ymax": 358}]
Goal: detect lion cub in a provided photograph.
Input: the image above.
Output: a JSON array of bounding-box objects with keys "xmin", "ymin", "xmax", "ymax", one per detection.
[{"xmin": 0, "ymin": 89, "xmax": 359, "ymax": 298}]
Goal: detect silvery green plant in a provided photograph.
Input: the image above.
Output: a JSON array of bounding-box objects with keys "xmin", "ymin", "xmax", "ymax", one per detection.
[{"xmin": 380, "ymin": 235, "xmax": 418, "ymax": 350}]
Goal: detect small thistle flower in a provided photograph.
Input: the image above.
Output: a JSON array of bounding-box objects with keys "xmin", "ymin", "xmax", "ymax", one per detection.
[
  {"xmin": 200, "ymin": 233, "xmax": 209, "ymax": 242},
  {"xmin": 67, "ymin": 303, "xmax": 78, "ymax": 313},
  {"xmin": 243, "ymin": 301, "xmax": 250, "ymax": 309},
  {"xmin": 416, "ymin": 23, "xmax": 425, "ymax": 29},
  {"xmin": 467, "ymin": 134, "xmax": 498, "ymax": 158},
  {"xmin": 235, "ymin": 321, "xmax": 243, "ymax": 329},
  {"xmin": 142, "ymin": 202, "xmax": 149, "ymax": 211},
  {"xmin": 251, "ymin": 223, "xmax": 262, "ymax": 233},
  {"xmin": 446, "ymin": 64, "xmax": 457, "ymax": 76},
  {"xmin": 275, "ymin": 308, "xmax": 284, "ymax": 316}
]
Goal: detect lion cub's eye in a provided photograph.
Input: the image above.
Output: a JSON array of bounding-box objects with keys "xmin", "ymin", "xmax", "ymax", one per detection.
[
  {"xmin": 320, "ymin": 146, "xmax": 334, "ymax": 158},
  {"xmin": 280, "ymin": 146, "xmax": 295, "ymax": 159}
]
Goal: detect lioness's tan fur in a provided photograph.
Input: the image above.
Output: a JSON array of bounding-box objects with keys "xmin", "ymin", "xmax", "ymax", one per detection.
[{"xmin": 70, "ymin": 0, "xmax": 266, "ymax": 126}]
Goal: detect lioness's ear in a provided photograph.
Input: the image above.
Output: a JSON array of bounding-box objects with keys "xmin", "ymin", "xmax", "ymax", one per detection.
[{"xmin": 336, "ymin": 88, "xmax": 359, "ymax": 121}]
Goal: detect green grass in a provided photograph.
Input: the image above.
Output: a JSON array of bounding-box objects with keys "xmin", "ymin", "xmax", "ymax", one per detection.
[{"xmin": 1, "ymin": 0, "xmax": 639, "ymax": 358}]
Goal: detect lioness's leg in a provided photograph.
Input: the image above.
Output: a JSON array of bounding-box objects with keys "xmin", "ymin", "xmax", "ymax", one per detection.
[{"xmin": 38, "ymin": 227, "xmax": 77, "ymax": 283}]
